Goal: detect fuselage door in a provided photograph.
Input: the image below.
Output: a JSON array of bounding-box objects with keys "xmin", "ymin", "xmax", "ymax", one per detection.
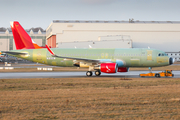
[{"xmin": 147, "ymin": 50, "xmax": 153, "ymax": 61}]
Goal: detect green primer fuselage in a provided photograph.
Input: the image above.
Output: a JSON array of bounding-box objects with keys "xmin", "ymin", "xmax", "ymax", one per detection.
[{"xmin": 10, "ymin": 48, "xmax": 169, "ymax": 67}]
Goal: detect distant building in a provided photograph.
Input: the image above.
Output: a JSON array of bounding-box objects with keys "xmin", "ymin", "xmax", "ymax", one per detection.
[
  {"xmin": 46, "ymin": 20, "xmax": 180, "ymax": 52},
  {"xmin": 0, "ymin": 27, "xmax": 46, "ymax": 51},
  {"xmin": 166, "ymin": 52, "xmax": 180, "ymax": 62},
  {"xmin": 46, "ymin": 20, "xmax": 180, "ymax": 61},
  {"xmin": 58, "ymin": 35, "xmax": 132, "ymax": 49}
]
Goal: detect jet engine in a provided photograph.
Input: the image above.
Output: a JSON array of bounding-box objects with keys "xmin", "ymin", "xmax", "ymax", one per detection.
[{"xmin": 94, "ymin": 63, "xmax": 118, "ymax": 73}]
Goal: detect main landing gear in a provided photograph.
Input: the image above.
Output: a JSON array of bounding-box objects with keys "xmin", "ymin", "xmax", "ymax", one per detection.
[
  {"xmin": 86, "ymin": 71, "xmax": 93, "ymax": 77},
  {"xmin": 86, "ymin": 70, "xmax": 101, "ymax": 77},
  {"xmin": 86, "ymin": 65, "xmax": 101, "ymax": 77},
  {"xmin": 95, "ymin": 70, "xmax": 101, "ymax": 76}
]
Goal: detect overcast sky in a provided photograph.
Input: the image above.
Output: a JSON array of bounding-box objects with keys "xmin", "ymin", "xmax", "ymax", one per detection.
[{"xmin": 0, "ymin": 0, "xmax": 179, "ymax": 29}]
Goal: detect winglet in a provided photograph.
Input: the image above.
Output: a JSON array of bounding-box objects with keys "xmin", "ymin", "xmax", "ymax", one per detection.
[{"xmin": 46, "ymin": 45, "xmax": 55, "ymax": 55}]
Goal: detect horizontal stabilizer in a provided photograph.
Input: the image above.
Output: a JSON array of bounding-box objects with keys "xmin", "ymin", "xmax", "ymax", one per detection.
[{"xmin": 3, "ymin": 51, "xmax": 28, "ymax": 55}]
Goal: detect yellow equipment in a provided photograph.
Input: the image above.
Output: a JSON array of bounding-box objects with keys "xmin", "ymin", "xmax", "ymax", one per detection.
[{"xmin": 140, "ymin": 70, "xmax": 174, "ymax": 78}]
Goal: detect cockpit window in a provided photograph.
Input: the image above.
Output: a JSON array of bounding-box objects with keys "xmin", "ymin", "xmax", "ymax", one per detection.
[{"xmin": 158, "ymin": 53, "xmax": 168, "ymax": 56}]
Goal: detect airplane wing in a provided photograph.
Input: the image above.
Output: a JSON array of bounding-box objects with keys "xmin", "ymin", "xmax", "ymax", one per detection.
[{"xmin": 46, "ymin": 45, "xmax": 100, "ymax": 63}]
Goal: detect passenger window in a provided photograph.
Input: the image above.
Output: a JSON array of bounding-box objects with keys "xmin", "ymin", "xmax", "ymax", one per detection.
[{"xmin": 158, "ymin": 53, "xmax": 161, "ymax": 56}]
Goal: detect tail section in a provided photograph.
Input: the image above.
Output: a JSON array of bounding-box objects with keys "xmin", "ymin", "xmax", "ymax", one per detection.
[{"xmin": 10, "ymin": 21, "xmax": 43, "ymax": 50}]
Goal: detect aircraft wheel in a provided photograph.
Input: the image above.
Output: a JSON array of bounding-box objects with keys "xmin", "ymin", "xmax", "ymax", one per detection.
[
  {"xmin": 86, "ymin": 71, "xmax": 93, "ymax": 77},
  {"xmin": 155, "ymin": 74, "xmax": 158, "ymax": 78},
  {"xmin": 155, "ymin": 74, "xmax": 160, "ymax": 78},
  {"xmin": 158, "ymin": 74, "xmax": 161, "ymax": 78},
  {"xmin": 95, "ymin": 71, "xmax": 101, "ymax": 76}
]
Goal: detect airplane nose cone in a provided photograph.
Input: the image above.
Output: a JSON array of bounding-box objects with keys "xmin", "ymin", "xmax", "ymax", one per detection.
[{"xmin": 169, "ymin": 57, "xmax": 175, "ymax": 65}]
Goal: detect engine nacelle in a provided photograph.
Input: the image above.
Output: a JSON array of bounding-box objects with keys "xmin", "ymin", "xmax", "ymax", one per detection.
[
  {"xmin": 117, "ymin": 67, "xmax": 129, "ymax": 72},
  {"xmin": 98, "ymin": 63, "xmax": 118, "ymax": 73}
]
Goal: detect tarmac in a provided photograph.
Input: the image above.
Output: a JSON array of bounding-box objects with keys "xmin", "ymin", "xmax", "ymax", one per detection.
[{"xmin": 0, "ymin": 71, "xmax": 180, "ymax": 79}]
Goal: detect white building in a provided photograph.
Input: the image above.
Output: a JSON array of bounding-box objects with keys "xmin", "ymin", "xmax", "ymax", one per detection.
[
  {"xmin": 46, "ymin": 20, "xmax": 180, "ymax": 61},
  {"xmin": 58, "ymin": 35, "xmax": 132, "ymax": 49},
  {"xmin": 46, "ymin": 20, "xmax": 180, "ymax": 52}
]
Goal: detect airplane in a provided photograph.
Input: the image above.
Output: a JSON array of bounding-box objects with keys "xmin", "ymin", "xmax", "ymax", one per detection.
[{"xmin": 3, "ymin": 21, "xmax": 174, "ymax": 77}]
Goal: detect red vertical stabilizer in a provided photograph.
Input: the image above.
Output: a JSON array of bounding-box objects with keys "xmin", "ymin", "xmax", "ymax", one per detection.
[{"xmin": 10, "ymin": 21, "xmax": 42, "ymax": 49}]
